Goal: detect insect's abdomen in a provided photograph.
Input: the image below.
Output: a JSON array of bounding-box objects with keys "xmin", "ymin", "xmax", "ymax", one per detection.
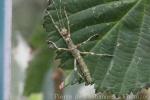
[
  {"xmin": 73, "ymin": 49, "xmax": 93, "ymax": 85},
  {"xmin": 65, "ymin": 37, "xmax": 93, "ymax": 84},
  {"xmin": 62, "ymin": 33, "xmax": 93, "ymax": 85}
]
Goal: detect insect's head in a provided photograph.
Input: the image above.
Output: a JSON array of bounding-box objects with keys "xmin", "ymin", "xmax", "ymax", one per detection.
[{"xmin": 61, "ymin": 28, "xmax": 70, "ymax": 37}]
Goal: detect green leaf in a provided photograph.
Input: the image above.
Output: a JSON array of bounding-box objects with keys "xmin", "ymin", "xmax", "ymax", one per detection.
[
  {"xmin": 28, "ymin": 25, "xmax": 47, "ymax": 49},
  {"xmin": 64, "ymin": 70, "xmax": 82, "ymax": 86},
  {"xmin": 43, "ymin": 0, "xmax": 137, "ymax": 66},
  {"xmin": 84, "ymin": 0, "xmax": 150, "ymax": 94},
  {"xmin": 23, "ymin": 47, "xmax": 55, "ymax": 96},
  {"xmin": 43, "ymin": 0, "xmax": 150, "ymax": 95}
]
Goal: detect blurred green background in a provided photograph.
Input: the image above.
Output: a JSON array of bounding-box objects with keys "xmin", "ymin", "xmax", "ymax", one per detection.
[
  {"xmin": 12, "ymin": 0, "xmax": 87, "ymax": 100},
  {"xmin": 12, "ymin": 0, "xmax": 49, "ymax": 99},
  {"xmin": 12, "ymin": 0, "xmax": 99, "ymax": 100}
]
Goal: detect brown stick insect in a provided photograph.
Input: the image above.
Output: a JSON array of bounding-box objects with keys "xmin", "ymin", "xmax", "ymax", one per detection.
[{"xmin": 45, "ymin": 0, "xmax": 112, "ymax": 85}]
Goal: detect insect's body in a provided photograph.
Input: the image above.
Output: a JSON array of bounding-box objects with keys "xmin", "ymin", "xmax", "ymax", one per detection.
[
  {"xmin": 60, "ymin": 28, "xmax": 93, "ymax": 84},
  {"xmin": 46, "ymin": 4, "xmax": 112, "ymax": 85}
]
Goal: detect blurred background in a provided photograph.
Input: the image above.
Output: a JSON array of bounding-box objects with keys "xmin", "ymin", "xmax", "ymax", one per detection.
[
  {"xmin": 12, "ymin": 0, "xmax": 95, "ymax": 100},
  {"xmin": 12, "ymin": 0, "xmax": 47, "ymax": 99}
]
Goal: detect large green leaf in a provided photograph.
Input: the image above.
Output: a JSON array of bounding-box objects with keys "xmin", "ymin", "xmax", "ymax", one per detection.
[
  {"xmin": 44, "ymin": 0, "xmax": 136, "ymax": 67},
  {"xmin": 43, "ymin": 0, "xmax": 150, "ymax": 95},
  {"xmin": 23, "ymin": 47, "xmax": 55, "ymax": 96},
  {"xmin": 23, "ymin": 24, "xmax": 57, "ymax": 96},
  {"xmin": 84, "ymin": 0, "xmax": 150, "ymax": 94}
]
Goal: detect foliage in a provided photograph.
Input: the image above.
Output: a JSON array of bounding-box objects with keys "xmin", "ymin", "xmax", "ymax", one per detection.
[
  {"xmin": 43, "ymin": 0, "xmax": 150, "ymax": 95},
  {"xmin": 23, "ymin": 25, "xmax": 56, "ymax": 96}
]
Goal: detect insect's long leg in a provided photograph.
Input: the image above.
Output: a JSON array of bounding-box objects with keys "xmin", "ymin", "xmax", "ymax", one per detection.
[
  {"xmin": 46, "ymin": 11, "xmax": 61, "ymax": 33},
  {"xmin": 64, "ymin": 8, "xmax": 70, "ymax": 33},
  {"xmin": 80, "ymin": 51, "xmax": 113, "ymax": 57},
  {"xmin": 77, "ymin": 34, "xmax": 98, "ymax": 47},
  {"xmin": 59, "ymin": 0, "xmax": 65, "ymax": 27},
  {"xmin": 51, "ymin": 0, "xmax": 63, "ymax": 27},
  {"xmin": 48, "ymin": 40, "xmax": 71, "ymax": 51}
]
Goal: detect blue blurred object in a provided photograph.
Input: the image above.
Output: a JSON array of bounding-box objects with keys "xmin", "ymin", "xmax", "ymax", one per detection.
[
  {"xmin": 0, "ymin": 0, "xmax": 11, "ymax": 99},
  {"xmin": 0, "ymin": 0, "xmax": 4, "ymax": 99}
]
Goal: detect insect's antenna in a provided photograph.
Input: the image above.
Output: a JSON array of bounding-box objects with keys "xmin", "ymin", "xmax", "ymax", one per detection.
[
  {"xmin": 64, "ymin": 7, "xmax": 70, "ymax": 33},
  {"xmin": 46, "ymin": 10, "xmax": 61, "ymax": 33},
  {"xmin": 51, "ymin": 0, "xmax": 63, "ymax": 28},
  {"xmin": 59, "ymin": 0, "xmax": 65, "ymax": 27}
]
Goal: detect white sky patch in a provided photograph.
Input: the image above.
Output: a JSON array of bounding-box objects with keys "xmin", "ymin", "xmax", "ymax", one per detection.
[{"xmin": 13, "ymin": 34, "xmax": 33, "ymax": 70}]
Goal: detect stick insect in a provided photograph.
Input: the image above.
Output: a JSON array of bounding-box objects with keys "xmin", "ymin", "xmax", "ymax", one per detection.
[{"xmin": 45, "ymin": 0, "xmax": 112, "ymax": 85}]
